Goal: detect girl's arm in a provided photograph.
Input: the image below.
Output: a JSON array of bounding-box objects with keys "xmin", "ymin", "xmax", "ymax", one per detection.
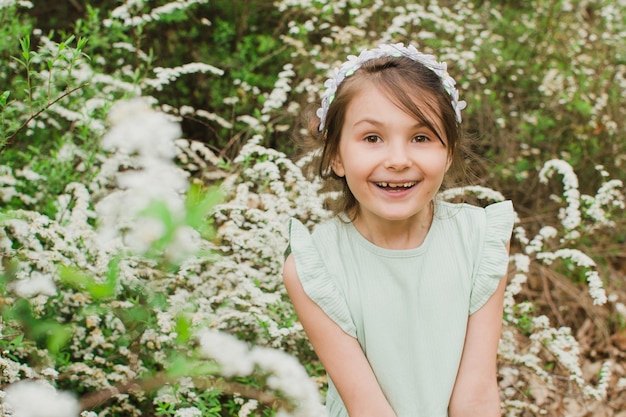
[
  {"xmin": 448, "ymin": 275, "xmax": 507, "ymax": 417},
  {"xmin": 283, "ymin": 254, "xmax": 397, "ymax": 417}
]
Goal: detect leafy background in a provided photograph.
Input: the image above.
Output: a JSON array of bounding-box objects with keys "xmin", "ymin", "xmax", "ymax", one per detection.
[{"xmin": 0, "ymin": 1, "xmax": 625, "ymax": 416}]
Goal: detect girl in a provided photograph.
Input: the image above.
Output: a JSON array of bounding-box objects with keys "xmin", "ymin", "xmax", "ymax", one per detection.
[{"xmin": 283, "ymin": 43, "xmax": 514, "ymax": 417}]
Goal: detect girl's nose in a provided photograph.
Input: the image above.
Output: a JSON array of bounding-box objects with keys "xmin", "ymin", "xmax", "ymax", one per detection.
[{"xmin": 383, "ymin": 142, "xmax": 411, "ymax": 170}]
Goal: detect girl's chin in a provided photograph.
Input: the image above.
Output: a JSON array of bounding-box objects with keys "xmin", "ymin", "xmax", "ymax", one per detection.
[{"xmin": 358, "ymin": 207, "xmax": 432, "ymax": 224}]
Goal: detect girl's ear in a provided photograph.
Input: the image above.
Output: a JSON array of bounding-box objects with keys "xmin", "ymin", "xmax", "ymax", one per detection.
[{"xmin": 331, "ymin": 156, "xmax": 345, "ymax": 177}]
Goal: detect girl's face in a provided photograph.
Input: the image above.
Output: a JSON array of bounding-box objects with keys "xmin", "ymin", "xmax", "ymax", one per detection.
[{"xmin": 332, "ymin": 84, "xmax": 451, "ymax": 227}]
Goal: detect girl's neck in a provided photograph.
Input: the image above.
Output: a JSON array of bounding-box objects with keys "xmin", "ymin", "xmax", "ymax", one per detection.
[{"xmin": 351, "ymin": 203, "xmax": 434, "ymax": 250}]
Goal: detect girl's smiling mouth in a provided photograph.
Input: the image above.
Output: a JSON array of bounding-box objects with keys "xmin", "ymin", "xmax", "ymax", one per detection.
[{"xmin": 374, "ymin": 181, "xmax": 417, "ymax": 190}]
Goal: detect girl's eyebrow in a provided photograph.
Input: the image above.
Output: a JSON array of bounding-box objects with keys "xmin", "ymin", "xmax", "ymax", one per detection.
[
  {"xmin": 352, "ymin": 118, "xmax": 427, "ymax": 129},
  {"xmin": 352, "ymin": 118, "xmax": 383, "ymax": 127}
]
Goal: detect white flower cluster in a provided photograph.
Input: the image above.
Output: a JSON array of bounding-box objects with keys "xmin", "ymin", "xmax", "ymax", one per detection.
[
  {"xmin": 2, "ymin": 122, "xmax": 331, "ymax": 415},
  {"xmin": 498, "ymin": 327, "xmax": 552, "ymax": 387},
  {"xmin": 498, "ymin": 158, "xmax": 622, "ymax": 412},
  {"xmin": 524, "ymin": 226, "xmax": 558, "ymax": 255},
  {"xmin": 104, "ymin": 0, "xmax": 209, "ymax": 28},
  {"xmin": 537, "ymin": 159, "xmax": 624, "ymax": 246},
  {"xmin": 439, "ymin": 185, "xmax": 506, "ymax": 203},
  {"xmin": 198, "ymin": 330, "xmax": 326, "ymax": 417},
  {"xmin": 2, "ymin": 380, "xmax": 80, "ymax": 417},
  {"xmin": 531, "ymin": 319, "xmax": 612, "ymax": 400},
  {"xmin": 0, "ymin": 189, "xmax": 105, "ymax": 305},
  {"xmin": 237, "ymin": 399, "xmax": 258, "ymax": 417},
  {"xmin": 502, "ymin": 253, "xmax": 530, "ymax": 318},
  {"xmin": 9, "ymin": 270, "xmax": 57, "ymax": 298},
  {"xmin": 0, "ymin": 0, "xmax": 32, "ymax": 11},
  {"xmin": 0, "ymin": 163, "xmax": 50, "ymax": 207},
  {"xmin": 0, "ymin": 356, "xmax": 37, "ymax": 384},
  {"xmin": 538, "ymin": 159, "xmax": 581, "ymax": 233},
  {"xmin": 143, "ymin": 63, "xmax": 224, "ymax": 91},
  {"xmin": 316, "ymin": 43, "xmax": 467, "ymax": 131},
  {"xmin": 200, "ymin": 135, "xmax": 329, "ymax": 350},
  {"xmin": 580, "ymin": 178, "xmax": 625, "ymax": 230},
  {"xmin": 176, "ymin": 105, "xmax": 233, "ymax": 129},
  {"xmin": 95, "ymin": 98, "xmax": 200, "ymax": 261},
  {"xmin": 536, "ymin": 249, "xmax": 607, "ymax": 305},
  {"xmin": 174, "ymin": 407, "xmax": 202, "ymax": 417},
  {"xmin": 534, "ymin": 28, "xmax": 622, "ymax": 139},
  {"xmin": 261, "ymin": 64, "xmax": 296, "ymax": 120}
]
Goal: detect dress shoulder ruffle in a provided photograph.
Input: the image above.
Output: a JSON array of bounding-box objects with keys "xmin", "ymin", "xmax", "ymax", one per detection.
[
  {"xmin": 469, "ymin": 200, "xmax": 515, "ymax": 314},
  {"xmin": 287, "ymin": 218, "xmax": 357, "ymax": 337}
]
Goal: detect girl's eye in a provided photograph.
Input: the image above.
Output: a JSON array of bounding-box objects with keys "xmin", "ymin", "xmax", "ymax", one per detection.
[
  {"xmin": 364, "ymin": 135, "xmax": 382, "ymax": 143},
  {"xmin": 412, "ymin": 135, "xmax": 429, "ymax": 143}
]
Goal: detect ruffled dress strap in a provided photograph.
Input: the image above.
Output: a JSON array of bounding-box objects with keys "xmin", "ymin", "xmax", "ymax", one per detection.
[
  {"xmin": 286, "ymin": 218, "xmax": 357, "ymax": 338},
  {"xmin": 469, "ymin": 200, "xmax": 515, "ymax": 314}
]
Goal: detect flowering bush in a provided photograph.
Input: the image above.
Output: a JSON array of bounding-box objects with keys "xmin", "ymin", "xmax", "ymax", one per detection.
[{"xmin": 0, "ymin": 0, "xmax": 625, "ymax": 416}]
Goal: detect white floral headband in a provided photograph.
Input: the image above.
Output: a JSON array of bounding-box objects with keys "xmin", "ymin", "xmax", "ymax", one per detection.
[{"xmin": 316, "ymin": 43, "xmax": 467, "ymax": 132}]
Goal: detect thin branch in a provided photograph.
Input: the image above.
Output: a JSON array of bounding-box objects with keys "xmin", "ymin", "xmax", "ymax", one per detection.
[
  {"xmin": 2, "ymin": 82, "xmax": 89, "ymax": 150},
  {"xmin": 79, "ymin": 372, "xmax": 292, "ymax": 412}
]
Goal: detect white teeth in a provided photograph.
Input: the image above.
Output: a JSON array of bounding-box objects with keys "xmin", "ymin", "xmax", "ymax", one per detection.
[{"xmin": 376, "ymin": 182, "xmax": 415, "ymax": 188}]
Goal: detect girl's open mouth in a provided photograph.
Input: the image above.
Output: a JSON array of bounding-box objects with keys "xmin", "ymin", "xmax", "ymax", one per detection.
[{"xmin": 375, "ymin": 181, "xmax": 417, "ymax": 191}]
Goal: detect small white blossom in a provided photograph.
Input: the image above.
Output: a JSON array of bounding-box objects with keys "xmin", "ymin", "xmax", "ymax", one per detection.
[
  {"xmin": 238, "ymin": 399, "xmax": 258, "ymax": 417},
  {"xmin": 15, "ymin": 168, "xmax": 43, "ymax": 181}
]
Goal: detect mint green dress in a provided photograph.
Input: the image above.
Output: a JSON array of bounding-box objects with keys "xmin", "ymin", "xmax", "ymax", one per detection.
[{"xmin": 288, "ymin": 201, "xmax": 514, "ymax": 417}]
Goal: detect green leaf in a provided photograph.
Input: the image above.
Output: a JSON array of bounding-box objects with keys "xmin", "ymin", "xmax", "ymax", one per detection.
[
  {"xmin": 103, "ymin": 256, "xmax": 120, "ymax": 295},
  {"xmin": 45, "ymin": 323, "xmax": 73, "ymax": 354},
  {"xmin": 167, "ymin": 355, "xmax": 220, "ymax": 378},
  {"xmin": 60, "ymin": 35, "xmax": 75, "ymax": 51},
  {"xmin": 0, "ymin": 91, "xmax": 9, "ymax": 107},
  {"xmin": 77, "ymin": 37, "xmax": 88, "ymax": 50},
  {"xmin": 19, "ymin": 35, "xmax": 30, "ymax": 54},
  {"xmin": 185, "ymin": 184, "xmax": 222, "ymax": 232},
  {"xmin": 166, "ymin": 355, "xmax": 193, "ymax": 377},
  {"xmin": 59, "ymin": 261, "xmax": 117, "ymax": 300},
  {"xmin": 175, "ymin": 314, "xmax": 191, "ymax": 343},
  {"xmin": 11, "ymin": 57, "xmax": 25, "ymax": 68},
  {"xmin": 118, "ymin": 305, "xmax": 151, "ymax": 324}
]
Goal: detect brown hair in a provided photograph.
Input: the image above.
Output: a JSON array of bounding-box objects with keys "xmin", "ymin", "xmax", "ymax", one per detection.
[{"xmin": 303, "ymin": 56, "xmax": 471, "ymax": 217}]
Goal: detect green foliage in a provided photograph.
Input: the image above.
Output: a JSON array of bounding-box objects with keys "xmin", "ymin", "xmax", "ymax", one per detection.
[
  {"xmin": 1, "ymin": 34, "xmax": 90, "ymax": 148},
  {"xmin": 0, "ymin": 31, "xmax": 104, "ymax": 218},
  {"xmin": 155, "ymin": 388, "xmax": 223, "ymax": 417},
  {"xmin": 508, "ymin": 302, "xmax": 536, "ymax": 336}
]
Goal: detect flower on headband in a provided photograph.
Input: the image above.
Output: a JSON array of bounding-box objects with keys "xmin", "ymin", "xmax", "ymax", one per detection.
[{"xmin": 317, "ymin": 43, "xmax": 467, "ymax": 132}]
